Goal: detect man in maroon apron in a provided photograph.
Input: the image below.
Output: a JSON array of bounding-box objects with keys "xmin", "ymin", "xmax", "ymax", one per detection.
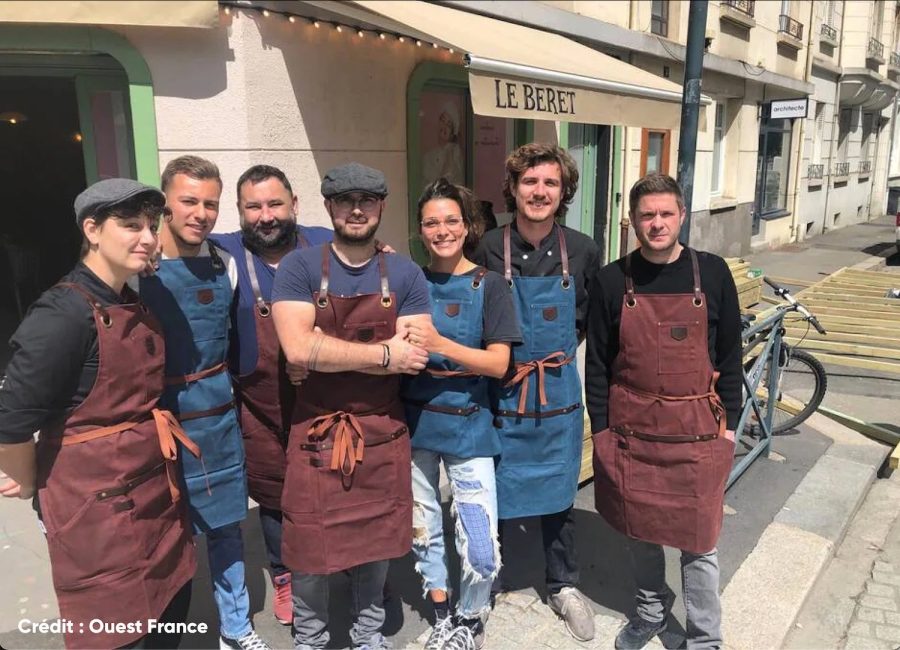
[
  {"xmin": 210, "ymin": 165, "xmax": 333, "ymax": 625},
  {"xmin": 271, "ymin": 163, "xmax": 432, "ymax": 649},
  {"xmin": 586, "ymin": 174, "xmax": 742, "ymax": 649}
]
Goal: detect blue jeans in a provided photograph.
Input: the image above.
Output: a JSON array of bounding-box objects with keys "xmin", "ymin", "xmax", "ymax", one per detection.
[
  {"xmin": 259, "ymin": 506, "xmax": 289, "ymax": 577},
  {"xmin": 411, "ymin": 449, "xmax": 501, "ymax": 620},
  {"xmin": 206, "ymin": 522, "xmax": 252, "ymax": 639}
]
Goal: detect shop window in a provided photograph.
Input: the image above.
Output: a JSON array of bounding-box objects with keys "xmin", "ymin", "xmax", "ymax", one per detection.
[
  {"xmin": 640, "ymin": 129, "xmax": 670, "ymax": 176},
  {"xmin": 757, "ymin": 118, "xmax": 793, "ymax": 215},
  {"xmin": 651, "ymin": 0, "xmax": 668, "ymax": 37},
  {"xmin": 711, "ymin": 103, "xmax": 726, "ymax": 195}
]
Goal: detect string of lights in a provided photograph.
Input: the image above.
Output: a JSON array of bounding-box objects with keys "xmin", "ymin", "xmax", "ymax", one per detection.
[{"xmin": 219, "ymin": 2, "xmax": 458, "ymax": 56}]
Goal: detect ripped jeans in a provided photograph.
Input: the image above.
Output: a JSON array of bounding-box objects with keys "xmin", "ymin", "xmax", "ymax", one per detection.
[{"xmin": 411, "ymin": 449, "xmax": 501, "ymax": 620}]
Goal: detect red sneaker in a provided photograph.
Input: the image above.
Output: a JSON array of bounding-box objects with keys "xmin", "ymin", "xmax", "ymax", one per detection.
[{"xmin": 272, "ymin": 573, "xmax": 292, "ymax": 625}]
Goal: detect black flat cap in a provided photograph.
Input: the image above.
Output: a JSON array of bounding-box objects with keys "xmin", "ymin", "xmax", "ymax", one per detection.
[
  {"xmin": 74, "ymin": 178, "xmax": 165, "ymax": 224},
  {"xmin": 321, "ymin": 163, "xmax": 388, "ymax": 199}
]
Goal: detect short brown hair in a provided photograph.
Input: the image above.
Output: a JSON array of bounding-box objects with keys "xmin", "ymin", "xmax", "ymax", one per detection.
[
  {"xmin": 629, "ymin": 173, "xmax": 685, "ymax": 216},
  {"xmin": 80, "ymin": 195, "xmax": 163, "ymax": 258},
  {"xmin": 502, "ymin": 143, "xmax": 579, "ymax": 219},
  {"xmin": 161, "ymin": 155, "xmax": 222, "ymax": 192}
]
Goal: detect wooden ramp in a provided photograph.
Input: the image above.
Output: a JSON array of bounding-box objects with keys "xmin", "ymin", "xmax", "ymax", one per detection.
[{"xmin": 783, "ymin": 267, "xmax": 900, "ymax": 375}]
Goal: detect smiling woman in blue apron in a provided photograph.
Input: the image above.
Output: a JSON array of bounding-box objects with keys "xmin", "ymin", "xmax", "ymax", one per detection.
[
  {"xmin": 401, "ymin": 179, "xmax": 521, "ymax": 650},
  {"xmin": 0, "ymin": 179, "xmax": 196, "ymax": 649},
  {"xmin": 472, "ymin": 143, "xmax": 601, "ymax": 643}
]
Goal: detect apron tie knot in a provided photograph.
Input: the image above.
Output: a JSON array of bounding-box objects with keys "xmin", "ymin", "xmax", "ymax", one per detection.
[
  {"xmin": 504, "ymin": 352, "xmax": 573, "ymax": 415},
  {"xmin": 152, "ymin": 408, "xmax": 204, "ymax": 502},
  {"xmin": 308, "ymin": 411, "xmax": 366, "ymax": 477}
]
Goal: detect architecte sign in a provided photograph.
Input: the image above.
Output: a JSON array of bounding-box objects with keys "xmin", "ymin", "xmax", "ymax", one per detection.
[{"xmin": 768, "ymin": 98, "xmax": 809, "ymax": 119}]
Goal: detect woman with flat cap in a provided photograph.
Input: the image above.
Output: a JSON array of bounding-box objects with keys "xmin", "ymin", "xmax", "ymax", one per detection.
[{"xmin": 0, "ymin": 178, "xmax": 197, "ymax": 649}]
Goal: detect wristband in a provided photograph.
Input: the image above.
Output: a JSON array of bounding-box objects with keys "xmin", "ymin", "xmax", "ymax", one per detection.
[{"xmin": 381, "ymin": 343, "xmax": 391, "ymax": 369}]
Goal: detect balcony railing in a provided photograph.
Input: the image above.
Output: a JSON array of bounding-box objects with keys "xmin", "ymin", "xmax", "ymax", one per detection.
[
  {"xmin": 820, "ymin": 23, "xmax": 837, "ymax": 42},
  {"xmin": 859, "ymin": 160, "xmax": 872, "ymax": 174},
  {"xmin": 834, "ymin": 162, "xmax": 850, "ymax": 177},
  {"xmin": 808, "ymin": 164, "xmax": 824, "ymax": 179},
  {"xmin": 779, "ymin": 14, "xmax": 804, "ymax": 41},
  {"xmin": 892, "ymin": 51, "xmax": 900, "ymax": 67},
  {"xmin": 868, "ymin": 37, "xmax": 885, "ymax": 60},
  {"xmin": 722, "ymin": 0, "xmax": 755, "ymax": 18}
]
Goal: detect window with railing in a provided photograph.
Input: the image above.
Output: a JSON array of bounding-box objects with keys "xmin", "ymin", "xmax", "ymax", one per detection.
[
  {"xmin": 859, "ymin": 160, "xmax": 873, "ymax": 174},
  {"xmin": 869, "ymin": 37, "xmax": 885, "ymax": 59},
  {"xmin": 808, "ymin": 164, "xmax": 824, "ymax": 179},
  {"xmin": 821, "ymin": 23, "xmax": 837, "ymax": 41},
  {"xmin": 651, "ymin": 0, "xmax": 669, "ymax": 37},
  {"xmin": 722, "ymin": 0, "xmax": 755, "ymax": 18},
  {"xmin": 892, "ymin": 51, "xmax": 900, "ymax": 67},
  {"xmin": 834, "ymin": 161, "xmax": 850, "ymax": 176},
  {"xmin": 779, "ymin": 14, "xmax": 804, "ymax": 40}
]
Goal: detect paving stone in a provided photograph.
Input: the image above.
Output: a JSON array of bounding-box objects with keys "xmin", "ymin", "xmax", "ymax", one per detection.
[
  {"xmin": 502, "ymin": 592, "xmax": 538, "ymax": 610},
  {"xmin": 857, "ymin": 606, "xmax": 886, "ymax": 623},
  {"xmin": 866, "ymin": 582, "xmax": 896, "ymax": 598},
  {"xmin": 844, "ymin": 635, "xmax": 891, "ymax": 650},
  {"xmin": 875, "ymin": 624, "xmax": 900, "ymax": 643},
  {"xmin": 860, "ymin": 595, "xmax": 899, "ymax": 611},
  {"xmin": 847, "ymin": 621, "xmax": 872, "ymax": 637},
  {"xmin": 873, "ymin": 571, "xmax": 900, "ymax": 587},
  {"xmin": 884, "ymin": 611, "xmax": 900, "ymax": 626},
  {"xmin": 874, "ymin": 561, "xmax": 895, "ymax": 574}
]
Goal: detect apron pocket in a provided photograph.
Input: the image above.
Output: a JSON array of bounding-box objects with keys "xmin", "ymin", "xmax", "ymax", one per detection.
[
  {"xmin": 528, "ymin": 302, "xmax": 570, "ymax": 355},
  {"xmin": 657, "ymin": 320, "xmax": 701, "ymax": 375},
  {"xmin": 283, "ymin": 448, "xmax": 319, "ymax": 514},
  {"xmin": 625, "ymin": 436, "xmax": 705, "ymax": 497}
]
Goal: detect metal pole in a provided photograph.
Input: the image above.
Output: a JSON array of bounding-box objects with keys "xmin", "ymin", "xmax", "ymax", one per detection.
[{"xmin": 677, "ymin": 0, "xmax": 709, "ymax": 245}]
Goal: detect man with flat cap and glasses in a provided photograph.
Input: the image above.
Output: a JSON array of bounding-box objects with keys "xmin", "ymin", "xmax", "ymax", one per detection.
[
  {"xmin": 272, "ymin": 162, "xmax": 431, "ymax": 650},
  {"xmin": 0, "ymin": 179, "xmax": 196, "ymax": 650}
]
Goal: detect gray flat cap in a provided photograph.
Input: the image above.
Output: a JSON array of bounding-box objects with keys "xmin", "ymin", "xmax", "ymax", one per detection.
[
  {"xmin": 74, "ymin": 178, "xmax": 165, "ymax": 224},
  {"xmin": 321, "ymin": 163, "xmax": 388, "ymax": 199}
]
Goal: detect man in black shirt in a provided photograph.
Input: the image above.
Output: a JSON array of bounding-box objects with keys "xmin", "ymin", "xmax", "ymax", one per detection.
[
  {"xmin": 586, "ymin": 174, "xmax": 741, "ymax": 650},
  {"xmin": 473, "ymin": 143, "xmax": 600, "ymax": 642}
]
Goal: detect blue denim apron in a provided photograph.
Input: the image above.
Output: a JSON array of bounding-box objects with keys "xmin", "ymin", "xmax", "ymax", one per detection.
[
  {"xmin": 493, "ymin": 224, "xmax": 583, "ymax": 519},
  {"xmin": 140, "ymin": 243, "xmax": 248, "ymax": 533},
  {"xmin": 403, "ymin": 268, "xmax": 500, "ymax": 459}
]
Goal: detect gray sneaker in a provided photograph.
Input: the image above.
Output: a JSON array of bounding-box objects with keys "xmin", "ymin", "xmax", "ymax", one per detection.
[
  {"xmin": 424, "ymin": 615, "xmax": 455, "ymax": 650},
  {"xmin": 548, "ymin": 586, "xmax": 595, "ymax": 641}
]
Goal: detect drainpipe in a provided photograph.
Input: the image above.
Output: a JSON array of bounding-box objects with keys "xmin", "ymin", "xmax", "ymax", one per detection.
[{"xmin": 788, "ymin": 0, "xmax": 816, "ymax": 242}]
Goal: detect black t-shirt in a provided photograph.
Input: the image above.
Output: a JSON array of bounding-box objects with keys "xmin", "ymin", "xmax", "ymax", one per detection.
[
  {"xmin": 423, "ymin": 267, "xmax": 522, "ymax": 346},
  {"xmin": 585, "ymin": 248, "xmax": 743, "ymax": 432},
  {"xmin": 472, "ymin": 222, "xmax": 601, "ymax": 335},
  {"xmin": 0, "ymin": 263, "xmax": 130, "ymax": 443}
]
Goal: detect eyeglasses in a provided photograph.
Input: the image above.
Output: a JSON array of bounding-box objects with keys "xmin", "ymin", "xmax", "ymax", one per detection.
[
  {"xmin": 331, "ymin": 194, "xmax": 381, "ymax": 214},
  {"xmin": 421, "ymin": 217, "xmax": 465, "ymax": 231}
]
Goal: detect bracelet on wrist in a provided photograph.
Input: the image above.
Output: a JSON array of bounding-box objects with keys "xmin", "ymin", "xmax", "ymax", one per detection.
[{"xmin": 381, "ymin": 343, "xmax": 391, "ymax": 369}]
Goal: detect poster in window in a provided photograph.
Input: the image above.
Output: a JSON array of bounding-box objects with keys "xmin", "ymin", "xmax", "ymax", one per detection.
[
  {"xmin": 472, "ymin": 114, "xmax": 509, "ymax": 228},
  {"xmin": 420, "ymin": 88, "xmax": 467, "ymax": 188}
]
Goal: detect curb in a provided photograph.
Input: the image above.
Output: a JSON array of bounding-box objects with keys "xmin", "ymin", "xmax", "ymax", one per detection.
[{"xmin": 721, "ymin": 412, "xmax": 891, "ymax": 649}]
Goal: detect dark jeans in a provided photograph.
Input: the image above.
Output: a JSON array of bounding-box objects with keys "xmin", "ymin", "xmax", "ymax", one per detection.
[
  {"xmin": 259, "ymin": 506, "xmax": 290, "ymax": 577},
  {"xmin": 495, "ymin": 505, "xmax": 579, "ymax": 594},
  {"xmin": 120, "ymin": 580, "xmax": 192, "ymax": 649}
]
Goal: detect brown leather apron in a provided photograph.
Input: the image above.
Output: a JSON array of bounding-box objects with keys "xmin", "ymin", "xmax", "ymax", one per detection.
[
  {"xmin": 235, "ymin": 236, "xmax": 307, "ymax": 510},
  {"xmin": 281, "ymin": 246, "xmax": 412, "ymax": 574},
  {"xmin": 35, "ymin": 283, "xmax": 197, "ymax": 649},
  {"xmin": 592, "ymin": 249, "xmax": 734, "ymax": 554}
]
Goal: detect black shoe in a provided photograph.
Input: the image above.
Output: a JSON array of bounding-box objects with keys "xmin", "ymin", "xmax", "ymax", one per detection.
[{"xmin": 614, "ymin": 615, "xmax": 667, "ymax": 650}]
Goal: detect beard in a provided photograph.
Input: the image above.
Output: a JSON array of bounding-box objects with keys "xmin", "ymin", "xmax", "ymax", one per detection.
[
  {"xmin": 240, "ymin": 217, "xmax": 296, "ymax": 255},
  {"xmin": 334, "ymin": 221, "xmax": 379, "ymax": 246}
]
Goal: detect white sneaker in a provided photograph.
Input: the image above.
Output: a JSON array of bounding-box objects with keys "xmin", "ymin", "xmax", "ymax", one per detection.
[
  {"xmin": 423, "ymin": 615, "xmax": 455, "ymax": 650},
  {"xmin": 219, "ymin": 629, "xmax": 271, "ymax": 650}
]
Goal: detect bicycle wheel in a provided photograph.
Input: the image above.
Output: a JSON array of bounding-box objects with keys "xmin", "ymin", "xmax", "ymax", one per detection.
[{"xmin": 744, "ymin": 347, "xmax": 828, "ymax": 434}]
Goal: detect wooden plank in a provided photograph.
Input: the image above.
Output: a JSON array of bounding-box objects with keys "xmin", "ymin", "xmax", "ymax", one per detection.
[
  {"xmin": 766, "ymin": 275, "xmax": 814, "ymax": 288},
  {"xmin": 785, "ymin": 337, "xmax": 900, "ymax": 360},
  {"xmin": 892, "ymin": 442, "xmax": 900, "ymax": 470},
  {"xmin": 784, "ymin": 328, "xmax": 900, "ymax": 348},
  {"xmin": 818, "ymin": 406, "xmax": 900, "ymax": 445},
  {"xmin": 806, "ymin": 351, "xmax": 900, "ymax": 374},
  {"xmin": 800, "ymin": 292, "xmax": 900, "ymax": 307},
  {"xmin": 798, "ymin": 304, "xmax": 900, "ymax": 320},
  {"xmin": 807, "ymin": 285, "xmax": 895, "ymax": 298}
]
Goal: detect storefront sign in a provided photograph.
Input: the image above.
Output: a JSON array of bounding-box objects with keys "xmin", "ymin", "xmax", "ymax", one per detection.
[
  {"xmin": 493, "ymin": 79, "xmax": 578, "ymax": 116},
  {"xmin": 768, "ymin": 98, "xmax": 809, "ymax": 119}
]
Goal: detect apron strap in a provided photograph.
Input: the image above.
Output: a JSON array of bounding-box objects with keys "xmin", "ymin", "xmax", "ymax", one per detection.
[
  {"xmin": 377, "ymin": 251, "xmax": 392, "ymax": 308},
  {"xmin": 504, "ymin": 351, "xmax": 574, "ymax": 415},
  {"xmin": 556, "ymin": 224, "xmax": 571, "ymax": 288},
  {"xmin": 296, "ymin": 228, "xmax": 310, "ymax": 249},
  {"xmin": 244, "ymin": 247, "xmax": 271, "ymax": 317},
  {"xmin": 624, "ymin": 252, "xmax": 637, "ymax": 307},
  {"xmin": 308, "ymin": 411, "xmax": 366, "ymax": 477},
  {"xmin": 503, "ymin": 224, "xmax": 513, "ymax": 285},
  {"xmin": 178, "ymin": 399, "xmax": 235, "ymax": 422},
  {"xmin": 57, "ymin": 281, "xmax": 116, "ymax": 326},
  {"xmin": 689, "ymin": 247, "xmax": 703, "ymax": 307},
  {"xmin": 318, "ymin": 244, "xmax": 331, "ymax": 308},
  {"xmin": 472, "ymin": 266, "xmax": 488, "ymax": 289},
  {"xmin": 165, "ymin": 361, "xmax": 227, "ymax": 386}
]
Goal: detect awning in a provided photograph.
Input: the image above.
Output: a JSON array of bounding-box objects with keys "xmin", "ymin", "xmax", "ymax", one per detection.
[
  {"xmin": 351, "ymin": 0, "xmax": 705, "ymax": 130},
  {"xmin": 0, "ymin": 1, "xmax": 219, "ymax": 28}
]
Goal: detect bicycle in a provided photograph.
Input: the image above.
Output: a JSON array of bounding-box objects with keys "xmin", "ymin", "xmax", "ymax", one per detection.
[{"xmin": 728, "ymin": 277, "xmax": 829, "ymax": 488}]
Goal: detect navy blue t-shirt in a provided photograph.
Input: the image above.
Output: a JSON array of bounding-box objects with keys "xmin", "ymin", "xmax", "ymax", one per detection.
[
  {"xmin": 272, "ymin": 244, "xmax": 431, "ymax": 319},
  {"xmin": 210, "ymin": 225, "xmax": 333, "ymax": 375}
]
